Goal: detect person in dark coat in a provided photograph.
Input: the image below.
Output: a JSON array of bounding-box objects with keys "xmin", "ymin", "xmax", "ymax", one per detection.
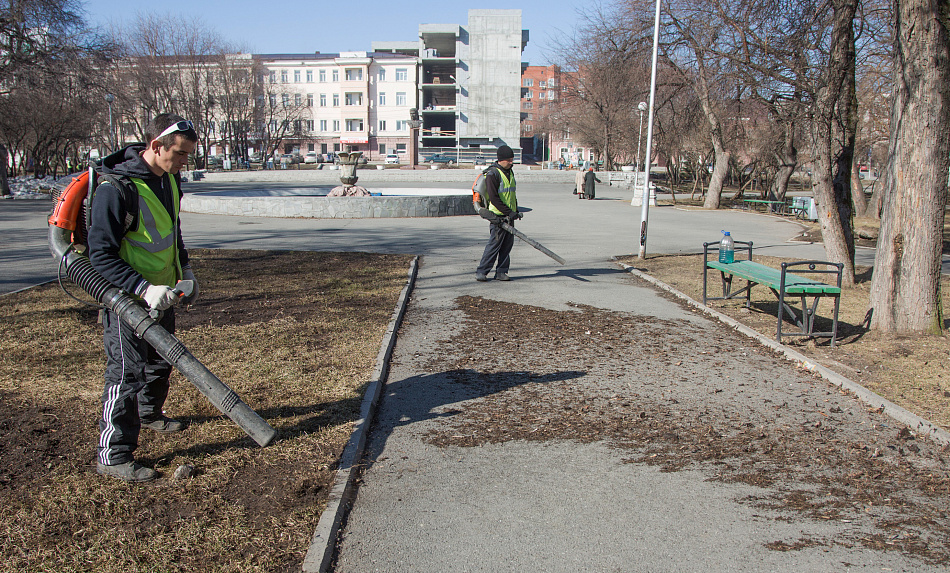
[{"xmin": 583, "ymin": 168, "xmax": 602, "ymax": 200}]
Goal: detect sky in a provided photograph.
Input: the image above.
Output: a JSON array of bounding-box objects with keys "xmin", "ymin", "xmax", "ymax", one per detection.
[{"xmin": 81, "ymin": 1, "xmax": 580, "ymax": 66}]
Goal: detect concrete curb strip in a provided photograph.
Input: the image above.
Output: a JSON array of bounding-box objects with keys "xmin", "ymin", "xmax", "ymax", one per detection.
[
  {"xmin": 301, "ymin": 256, "xmax": 419, "ymax": 573},
  {"xmin": 617, "ymin": 261, "xmax": 950, "ymax": 448}
]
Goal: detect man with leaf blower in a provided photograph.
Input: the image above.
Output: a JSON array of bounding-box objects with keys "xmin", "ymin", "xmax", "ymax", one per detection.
[
  {"xmin": 87, "ymin": 113, "xmax": 199, "ymax": 482},
  {"xmin": 475, "ymin": 145, "xmax": 522, "ymax": 282}
]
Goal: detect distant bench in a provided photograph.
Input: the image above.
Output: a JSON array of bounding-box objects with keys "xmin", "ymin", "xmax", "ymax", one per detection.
[
  {"xmin": 702, "ymin": 239, "xmax": 844, "ymax": 346},
  {"xmin": 742, "ymin": 198, "xmax": 788, "ymax": 214}
]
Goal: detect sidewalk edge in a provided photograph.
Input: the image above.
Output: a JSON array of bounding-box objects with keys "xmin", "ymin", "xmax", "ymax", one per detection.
[
  {"xmin": 617, "ymin": 261, "xmax": 950, "ymax": 448},
  {"xmin": 301, "ymin": 255, "xmax": 420, "ymax": 573}
]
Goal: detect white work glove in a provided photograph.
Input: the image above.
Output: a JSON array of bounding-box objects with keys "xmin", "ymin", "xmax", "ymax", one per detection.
[
  {"xmin": 143, "ymin": 284, "xmax": 180, "ymax": 311},
  {"xmin": 181, "ymin": 266, "xmax": 199, "ymax": 304}
]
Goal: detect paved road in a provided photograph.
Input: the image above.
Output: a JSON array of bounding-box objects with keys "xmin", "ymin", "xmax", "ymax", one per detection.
[{"xmin": 4, "ymin": 179, "xmax": 946, "ymax": 572}]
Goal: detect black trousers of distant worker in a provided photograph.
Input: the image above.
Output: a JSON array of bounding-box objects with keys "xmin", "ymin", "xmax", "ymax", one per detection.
[{"xmin": 477, "ymin": 222, "xmax": 514, "ymax": 276}]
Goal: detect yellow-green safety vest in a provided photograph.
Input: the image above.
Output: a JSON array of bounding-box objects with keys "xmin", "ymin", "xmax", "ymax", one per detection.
[
  {"xmin": 488, "ymin": 167, "xmax": 517, "ymax": 216},
  {"xmin": 117, "ymin": 176, "xmax": 181, "ymax": 287}
]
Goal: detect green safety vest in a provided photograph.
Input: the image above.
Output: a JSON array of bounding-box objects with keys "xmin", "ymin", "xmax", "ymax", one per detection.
[
  {"xmin": 488, "ymin": 167, "xmax": 517, "ymax": 216},
  {"xmin": 117, "ymin": 176, "xmax": 181, "ymax": 287}
]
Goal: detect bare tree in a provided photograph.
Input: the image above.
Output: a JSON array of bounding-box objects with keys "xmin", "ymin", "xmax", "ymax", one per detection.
[
  {"xmin": 868, "ymin": 0, "xmax": 950, "ymax": 334},
  {"xmin": 556, "ymin": 8, "xmax": 646, "ymax": 169}
]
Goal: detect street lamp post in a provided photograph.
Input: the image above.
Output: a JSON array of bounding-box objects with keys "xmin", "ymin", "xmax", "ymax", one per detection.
[
  {"xmin": 408, "ymin": 108, "xmax": 422, "ymax": 169},
  {"xmin": 638, "ymin": 0, "xmax": 662, "ymax": 259},
  {"xmin": 636, "ymin": 101, "xmax": 647, "ymax": 174},
  {"xmin": 104, "ymin": 93, "xmax": 115, "ymax": 152}
]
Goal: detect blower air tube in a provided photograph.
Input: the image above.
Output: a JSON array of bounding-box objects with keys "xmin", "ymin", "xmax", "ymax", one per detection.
[{"xmin": 49, "ymin": 226, "xmax": 277, "ymax": 447}]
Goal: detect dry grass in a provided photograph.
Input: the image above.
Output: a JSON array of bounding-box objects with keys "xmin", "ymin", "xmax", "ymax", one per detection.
[
  {"xmin": 616, "ymin": 248, "xmax": 950, "ymax": 432},
  {"xmin": 0, "ymin": 249, "xmax": 412, "ymax": 573}
]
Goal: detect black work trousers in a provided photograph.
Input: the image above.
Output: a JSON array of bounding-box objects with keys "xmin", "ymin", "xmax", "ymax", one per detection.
[
  {"xmin": 97, "ymin": 307, "xmax": 175, "ymax": 466},
  {"xmin": 477, "ymin": 222, "xmax": 514, "ymax": 276}
]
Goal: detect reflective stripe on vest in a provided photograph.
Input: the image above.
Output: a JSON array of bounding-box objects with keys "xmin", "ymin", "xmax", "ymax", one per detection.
[
  {"xmin": 118, "ymin": 176, "xmax": 181, "ymax": 287},
  {"xmin": 488, "ymin": 167, "xmax": 517, "ymax": 215}
]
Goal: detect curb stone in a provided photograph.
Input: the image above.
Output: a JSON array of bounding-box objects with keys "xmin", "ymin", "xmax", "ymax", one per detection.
[
  {"xmin": 616, "ymin": 259, "xmax": 950, "ymax": 448},
  {"xmin": 301, "ymin": 256, "xmax": 419, "ymax": 573}
]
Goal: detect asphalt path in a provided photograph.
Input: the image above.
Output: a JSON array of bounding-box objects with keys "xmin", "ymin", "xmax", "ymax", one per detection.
[{"xmin": 3, "ymin": 179, "xmax": 945, "ymax": 571}]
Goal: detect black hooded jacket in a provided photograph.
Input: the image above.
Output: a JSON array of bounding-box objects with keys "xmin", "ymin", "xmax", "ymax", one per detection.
[{"xmin": 87, "ymin": 144, "xmax": 190, "ymax": 296}]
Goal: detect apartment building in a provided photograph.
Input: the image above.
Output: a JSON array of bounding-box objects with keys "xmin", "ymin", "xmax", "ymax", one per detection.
[
  {"xmin": 374, "ymin": 9, "xmax": 528, "ymax": 162},
  {"xmin": 257, "ymin": 51, "xmax": 418, "ymax": 160}
]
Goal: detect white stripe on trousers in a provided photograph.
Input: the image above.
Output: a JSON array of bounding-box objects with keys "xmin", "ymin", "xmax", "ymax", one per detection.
[{"xmin": 98, "ymin": 315, "xmax": 128, "ymax": 465}]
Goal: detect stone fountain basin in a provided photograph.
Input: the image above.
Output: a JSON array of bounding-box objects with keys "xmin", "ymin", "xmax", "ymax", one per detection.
[{"xmin": 181, "ymin": 187, "xmax": 476, "ymax": 218}]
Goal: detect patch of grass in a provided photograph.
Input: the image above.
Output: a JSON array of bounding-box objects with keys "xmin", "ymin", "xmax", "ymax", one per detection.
[
  {"xmin": 616, "ymin": 253, "xmax": 950, "ymax": 431},
  {"xmin": 0, "ymin": 249, "xmax": 412, "ymax": 572}
]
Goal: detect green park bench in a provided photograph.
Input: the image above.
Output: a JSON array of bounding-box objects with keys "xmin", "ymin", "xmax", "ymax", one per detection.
[
  {"xmin": 702, "ymin": 239, "xmax": 844, "ymax": 346},
  {"xmin": 742, "ymin": 198, "xmax": 788, "ymax": 214}
]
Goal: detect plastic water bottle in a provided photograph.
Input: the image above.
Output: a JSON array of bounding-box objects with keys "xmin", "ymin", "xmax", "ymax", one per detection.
[{"xmin": 719, "ymin": 231, "xmax": 735, "ymax": 263}]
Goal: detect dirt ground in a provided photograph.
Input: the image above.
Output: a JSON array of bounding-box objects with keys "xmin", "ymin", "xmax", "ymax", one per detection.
[{"xmin": 0, "ymin": 249, "xmax": 411, "ymax": 573}]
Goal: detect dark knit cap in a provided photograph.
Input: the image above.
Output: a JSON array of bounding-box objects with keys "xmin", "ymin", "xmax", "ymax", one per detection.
[{"xmin": 497, "ymin": 145, "xmax": 514, "ymax": 161}]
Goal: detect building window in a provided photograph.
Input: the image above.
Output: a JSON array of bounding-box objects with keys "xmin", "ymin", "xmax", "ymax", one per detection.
[
  {"xmin": 523, "ymin": 124, "xmax": 532, "ymax": 133},
  {"xmin": 548, "ymin": 90, "xmax": 555, "ymax": 99},
  {"xmin": 320, "ymin": 93, "xmax": 327, "ymax": 106},
  {"xmin": 379, "ymin": 120, "xmax": 386, "ymax": 131},
  {"xmin": 379, "ymin": 92, "xmax": 386, "ymax": 105},
  {"xmin": 378, "ymin": 144, "xmax": 386, "ymax": 154},
  {"xmin": 346, "ymin": 119, "xmax": 363, "ymax": 131},
  {"xmin": 294, "ymin": 70, "xmax": 301, "ymax": 83},
  {"xmin": 395, "ymin": 120, "xmax": 408, "ymax": 131},
  {"xmin": 332, "ymin": 120, "xmax": 340, "ymax": 132},
  {"xmin": 269, "ymin": 94, "xmax": 276, "ymax": 107},
  {"xmin": 332, "ymin": 94, "xmax": 339, "ymax": 107},
  {"xmin": 269, "ymin": 71, "xmax": 277, "ymax": 84},
  {"xmin": 320, "ymin": 119, "xmax": 328, "ymax": 132},
  {"xmin": 281, "ymin": 70, "xmax": 288, "ymax": 83},
  {"xmin": 525, "ymin": 90, "xmax": 532, "ymax": 99},
  {"xmin": 306, "ymin": 70, "xmax": 313, "ymax": 82},
  {"xmin": 395, "ymin": 68, "xmax": 408, "ymax": 81},
  {"xmin": 523, "ymin": 78, "xmax": 533, "ymax": 87},
  {"xmin": 549, "ymin": 78, "xmax": 558, "ymax": 87},
  {"xmin": 332, "ymin": 69, "xmax": 339, "ymax": 82},
  {"xmin": 527, "ymin": 114, "xmax": 533, "ymax": 120},
  {"xmin": 378, "ymin": 68, "xmax": 386, "ymax": 81},
  {"xmin": 345, "ymin": 68, "xmax": 362, "ymax": 81},
  {"xmin": 282, "ymin": 93, "xmax": 289, "ymax": 106},
  {"xmin": 345, "ymin": 92, "xmax": 363, "ymax": 106},
  {"xmin": 396, "ymin": 92, "xmax": 406, "ymax": 106},
  {"xmin": 396, "ymin": 143, "xmax": 406, "ymax": 151},
  {"xmin": 307, "ymin": 93, "xmax": 314, "ymax": 106},
  {"xmin": 295, "ymin": 93, "xmax": 302, "ymax": 106},
  {"xmin": 539, "ymin": 80, "xmax": 546, "ymax": 88},
  {"xmin": 523, "ymin": 101, "xmax": 533, "ymax": 109},
  {"xmin": 319, "ymin": 69, "xmax": 326, "ymax": 82},
  {"xmin": 293, "ymin": 120, "xmax": 301, "ymax": 133}
]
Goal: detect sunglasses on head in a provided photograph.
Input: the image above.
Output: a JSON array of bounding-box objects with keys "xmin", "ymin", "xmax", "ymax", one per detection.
[{"xmin": 157, "ymin": 120, "xmax": 194, "ymax": 139}]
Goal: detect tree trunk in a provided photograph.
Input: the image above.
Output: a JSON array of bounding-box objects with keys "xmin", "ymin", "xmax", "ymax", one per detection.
[
  {"xmin": 869, "ymin": 0, "xmax": 950, "ymax": 334},
  {"xmin": 851, "ymin": 160, "xmax": 868, "ymax": 217},
  {"xmin": 809, "ymin": 0, "xmax": 859, "ymax": 286},
  {"xmin": 0, "ymin": 145, "xmax": 9, "ymax": 197},
  {"xmin": 770, "ymin": 133, "xmax": 798, "ymax": 202}
]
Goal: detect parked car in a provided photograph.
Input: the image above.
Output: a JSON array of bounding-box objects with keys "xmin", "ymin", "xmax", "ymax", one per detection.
[
  {"xmin": 304, "ymin": 152, "xmax": 318, "ymax": 164},
  {"xmin": 473, "ymin": 155, "xmax": 487, "ymax": 165},
  {"xmin": 385, "ymin": 153, "xmax": 400, "ymax": 164},
  {"xmin": 279, "ymin": 154, "xmax": 301, "ymax": 166},
  {"xmin": 425, "ymin": 153, "xmax": 456, "ymax": 165}
]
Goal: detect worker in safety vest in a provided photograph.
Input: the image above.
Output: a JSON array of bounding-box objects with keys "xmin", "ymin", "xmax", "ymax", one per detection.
[
  {"xmin": 475, "ymin": 145, "xmax": 521, "ymax": 282},
  {"xmin": 87, "ymin": 113, "xmax": 198, "ymax": 482}
]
